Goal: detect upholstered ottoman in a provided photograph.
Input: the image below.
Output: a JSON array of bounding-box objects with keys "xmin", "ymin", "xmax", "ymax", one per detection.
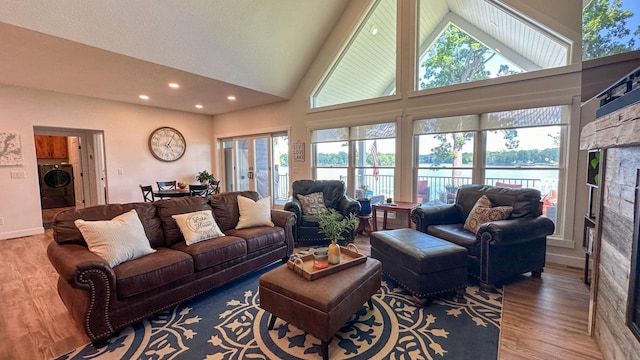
[
  {"xmin": 370, "ymin": 228, "xmax": 467, "ymax": 306},
  {"xmin": 259, "ymin": 258, "xmax": 381, "ymax": 360}
]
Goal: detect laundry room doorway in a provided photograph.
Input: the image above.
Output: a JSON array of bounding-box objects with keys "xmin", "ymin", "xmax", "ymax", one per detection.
[{"xmin": 33, "ymin": 127, "xmax": 106, "ymax": 228}]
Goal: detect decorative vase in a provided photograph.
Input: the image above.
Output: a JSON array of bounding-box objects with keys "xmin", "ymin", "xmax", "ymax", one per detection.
[{"xmin": 328, "ymin": 240, "xmax": 341, "ymax": 265}]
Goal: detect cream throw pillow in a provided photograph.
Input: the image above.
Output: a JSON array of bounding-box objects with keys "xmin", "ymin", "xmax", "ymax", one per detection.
[
  {"xmin": 235, "ymin": 195, "xmax": 274, "ymax": 229},
  {"xmin": 74, "ymin": 209, "xmax": 156, "ymax": 267},
  {"xmin": 296, "ymin": 192, "xmax": 328, "ymax": 215},
  {"xmin": 463, "ymin": 195, "xmax": 513, "ymax": 234},
  {"xmin": 172, "ymin": 210, "xmax": 225, "ymax": 245}
]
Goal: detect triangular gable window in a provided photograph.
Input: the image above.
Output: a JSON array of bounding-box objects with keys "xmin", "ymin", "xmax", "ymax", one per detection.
[
  {"xmin": 311, "ymin": 0, "xmax": 397, "ymax": 109},
  {"xmin": 419, "ymin": 24, "xmax": 522, "ymax": 89},
  {"xmin": 417, "ymin": 0, "xmax": 569, "ymax": 91}
]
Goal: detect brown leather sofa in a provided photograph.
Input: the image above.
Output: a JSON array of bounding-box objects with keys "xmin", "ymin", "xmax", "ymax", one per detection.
[
  {"xmin": 284, "ymin": 179, "xmax": 361, "ymax": 244},
  {"xmin": 47, "ymin": 191, "xmax": 295, "ymax": 347},
  {"xmin": 411, "ymin": 184, "xmax": 555, "ymax": 291}
]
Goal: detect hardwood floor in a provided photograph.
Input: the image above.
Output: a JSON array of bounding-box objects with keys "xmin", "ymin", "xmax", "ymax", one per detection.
[{"xmin": 0, "ymin": 232, "xmax": 603, "ymax": 359}]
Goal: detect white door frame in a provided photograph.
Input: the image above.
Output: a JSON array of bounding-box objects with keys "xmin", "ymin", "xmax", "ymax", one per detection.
[{"xmin": 33, "ymin": 126, "xmax": 106, "ymax": 208}]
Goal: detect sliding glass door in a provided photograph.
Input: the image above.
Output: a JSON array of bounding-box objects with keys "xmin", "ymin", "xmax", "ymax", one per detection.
[{"xmin": 222, "ymin": 133, "xmax": 289, "ymax": 205}]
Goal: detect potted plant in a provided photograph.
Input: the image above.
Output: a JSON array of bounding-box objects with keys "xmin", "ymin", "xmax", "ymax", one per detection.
[
  {"xmin": 196, "ymin": 170, "xmax": 216, "ymax": 184},
  {"xmin": 316, "ymin": 209, "xmax": 358, "ymax": 264}
]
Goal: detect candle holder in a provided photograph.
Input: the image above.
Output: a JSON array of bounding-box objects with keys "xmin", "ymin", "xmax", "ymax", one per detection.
[{"xmin": 313, "ymin": 248, "xmax": 329, "ymax": 269}]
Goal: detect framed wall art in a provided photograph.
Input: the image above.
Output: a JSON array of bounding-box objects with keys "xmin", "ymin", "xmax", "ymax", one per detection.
[
  {"xmin": 0, "ymin": 132, "xmax": 23, "ymax": 166},
  {"xmin": 294, "ymin": 140, "xmax": 305, "ymax": 162}
]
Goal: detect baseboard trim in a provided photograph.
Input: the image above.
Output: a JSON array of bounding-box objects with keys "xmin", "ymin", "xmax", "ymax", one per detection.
[
  {"xmin": 0, "ymin": 227, "xmax": 44, "ymax": 240},
  {"xmin": 546, "ymin": 252, "xmax": 585, "ymax": 268}
]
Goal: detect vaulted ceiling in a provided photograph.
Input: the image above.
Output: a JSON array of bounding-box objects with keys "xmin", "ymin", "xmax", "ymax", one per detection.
[
  {"xmin": 0, "ymin": 1, "xmax": 573, "ymax": 116},
  {"xmin": 0, "ymin": 1, "xmax": 349, "ymax": 115}
]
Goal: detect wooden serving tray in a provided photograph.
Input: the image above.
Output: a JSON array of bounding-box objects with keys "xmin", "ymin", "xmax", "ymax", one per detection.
[{"xmin": 287, "ymin": 245, "xmax": 366, "ymax": 281}]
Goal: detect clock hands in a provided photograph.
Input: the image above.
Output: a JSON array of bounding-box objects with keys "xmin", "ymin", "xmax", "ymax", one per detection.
[{"xmin": 165, "ymin": 133, "xmax": 177, "ymax": 152}]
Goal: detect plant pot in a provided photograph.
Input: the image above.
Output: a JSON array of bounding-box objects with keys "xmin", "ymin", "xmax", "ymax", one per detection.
[{"xmin": 358, "ymin": 199, "xmax": 371, "ymax": 216}]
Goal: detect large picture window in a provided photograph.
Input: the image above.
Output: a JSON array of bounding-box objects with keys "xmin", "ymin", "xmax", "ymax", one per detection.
[
  {"xmin": 311, "ymin": 0, "xmax": 397, "ymax": 109},
  {"xmin": 415, "ymin": 106, "xmax": 566, "ymax": 231},
  {"xmin": 582, "ymin": 0, "xmax": 640, "ymax": 61},
  {"xmin": 416, "ymin": 0, "xmax": 569, "ymax": 91},
  {"xmin": 312, "ymin": 123, "xmax": 396, "ymax": 199}
]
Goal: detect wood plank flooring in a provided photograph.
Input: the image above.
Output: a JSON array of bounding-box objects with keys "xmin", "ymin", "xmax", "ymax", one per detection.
[{"xmin": 0, "ymin": 232, "xmax": 603, "ymax": 359}]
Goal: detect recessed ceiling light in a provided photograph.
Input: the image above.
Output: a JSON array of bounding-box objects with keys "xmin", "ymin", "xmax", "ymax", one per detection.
[
  {"xmin": 195, "ymin": 104, "xmax": 204, "ymax": 109},
  {"xmin": 168, "ymin": 82, "xmax": 180, "ymax": 89},
  {"xmin": 227, "ymin": 95, "xmax": 236, "ymax": 101},
  {"xmin": 139, "ymin": 95, "xmax": 149, "ymax": 100},
  {"xmin": 370, "ymin": 25, "xmax": 378, "ymax": 35}
]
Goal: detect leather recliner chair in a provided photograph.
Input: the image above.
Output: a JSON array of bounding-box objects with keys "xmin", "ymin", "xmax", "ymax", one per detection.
[
  {"xmin": 411, "ymin": 184, "xmax": 555, "ymax": 291},
  {"xmin": 284, "ymin": 179, "xmax": 361, "ymax": 245}
]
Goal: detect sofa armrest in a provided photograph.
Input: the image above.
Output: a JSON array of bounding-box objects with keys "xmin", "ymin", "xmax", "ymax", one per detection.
[
  {"xmin": 270, "ymin": 209, "xmax": 297, "ymax": 253},
  {"xmin": 477, "ymin": 216, "xmax": 555, "ymax": 245},
  {"xmin": 283, "ymin": 198, "xmax": 302, "ymax": 226},
  {"xmin": 47, "ymin": 241, "xmax": 116, "ymax": 286},
  {"xmin": 336, "ymin": 196, "xmax": 361, "ymax": 217},
  {"xmin": 47, "ymin": 241, "xmax": 118, "ymax": 342},
  {"xmin": 411, "ymin": 204, "xmax": 463, "ymax": 232}
]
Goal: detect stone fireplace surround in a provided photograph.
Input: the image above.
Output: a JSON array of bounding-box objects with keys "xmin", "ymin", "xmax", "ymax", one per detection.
[{"xmin": 581, "ymin": 99, "xmax": 640, "ymax": 357}]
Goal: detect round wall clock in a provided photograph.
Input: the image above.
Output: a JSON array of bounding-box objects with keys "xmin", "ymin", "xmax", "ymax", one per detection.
[{"xmin": 148, "ymin": 127, "xmax": 186, "ymax": 162}]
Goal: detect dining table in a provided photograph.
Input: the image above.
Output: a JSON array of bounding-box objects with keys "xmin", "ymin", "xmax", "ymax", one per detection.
[{"xmin": 153, "ymin": 188, "xmax": 192, "ymax": 199}]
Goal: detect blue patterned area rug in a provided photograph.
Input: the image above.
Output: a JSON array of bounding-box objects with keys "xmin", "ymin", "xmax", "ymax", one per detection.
[{"xmin": 56, "ymin": 263, "xmax": 502, "ymax": 360}]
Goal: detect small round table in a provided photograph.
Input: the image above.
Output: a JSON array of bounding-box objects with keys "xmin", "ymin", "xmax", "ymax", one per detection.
[{"xmin": 356, "ymin": 213, "xmax": 373, "ymax": 235}]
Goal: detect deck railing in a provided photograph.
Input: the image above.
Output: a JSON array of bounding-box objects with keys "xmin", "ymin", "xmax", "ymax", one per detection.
[{"xmin": 273, "ymin": 173, "xmax": 557, "ymax": 204}]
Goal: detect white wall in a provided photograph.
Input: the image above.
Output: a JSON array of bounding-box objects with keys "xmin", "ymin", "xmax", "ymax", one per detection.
[{"xmin": 0, "ymin": 85, "xmax": 213, "ymax": 240}]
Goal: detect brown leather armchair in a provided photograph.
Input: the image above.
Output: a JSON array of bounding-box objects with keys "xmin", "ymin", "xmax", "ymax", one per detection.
[
  {"xmin": 284, "ymin": 179, "xmax": 361, "ymax": 245},
  {"xmin": 411, "ymin": 184, "xmax": 555, "ymax": 291}
]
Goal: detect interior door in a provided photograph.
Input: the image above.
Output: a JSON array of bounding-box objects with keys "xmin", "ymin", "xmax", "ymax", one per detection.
[{"xmin": 68, "ymin": 136, "xmax": 85, "ymax": 208}]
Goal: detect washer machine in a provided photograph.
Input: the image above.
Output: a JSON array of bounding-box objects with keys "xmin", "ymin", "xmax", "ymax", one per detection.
[{"xmin": 39, "ymin": 164, "xmax": 75, "ymax": 209}]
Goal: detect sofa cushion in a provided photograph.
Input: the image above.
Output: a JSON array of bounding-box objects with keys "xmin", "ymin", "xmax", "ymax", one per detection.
[
  {"xmin": 172, "ymin": 210, "xmax": 225, "ymax": 245},
  {"xmin": 427, "ymin": 224, "xmax": 478, "ymax": 257},
  {"xmin": 226, "ymin": 226, "xmax": 286, "ymax": 253},
  {"xmin": 53, "ymin": 202, "xmax": 164, "ymax": 248},
  {"xmin": 463, "ymin": 195, "xmax": 513, "ymax": 234},
  {"xmin": 456, "ymin": 185, "xmax": 541, "ymax": 219},
  {"xmin": 296, "ymin": 192, "xmax": 328, "ymax": 215},
  {"xmin": 114, "ymin": 247, "xmax": 193, "ymax": 299},
  {"xmin": 74, "ymin": 209, "xmax": 156, "ymax": 267},
  {"xmin": 209, "ymin": 191, "xmax": 259, "ymax": 232},
  {"xmin": 236, "ymin": 195, "xmax": 274, "ymax": 229},
  {"xmin": 155, "ymin": 197, "xmax": 212, "ymax": 247},
  {"xmin": 171, "ymin": 235, "xmax": 247, "ymax": 271}
]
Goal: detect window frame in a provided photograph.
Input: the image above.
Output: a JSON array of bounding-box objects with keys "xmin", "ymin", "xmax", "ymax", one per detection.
[
  {"xmin": 311, "ymin": 122, "xmax": 397, "ymax": 198},
  {"xmin": 413, "ymin": 106, "xmax": 568, "ymax": 236}
]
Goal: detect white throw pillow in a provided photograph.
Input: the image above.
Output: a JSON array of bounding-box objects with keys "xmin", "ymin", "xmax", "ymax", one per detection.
[
  {"xmin": 172, "ymin": 210, "xmax": 225, "ymax": 245},
  {"xmin": 74, "ymin": 209, "xmax": 156, "ymax": 267},
  {"xmin": 236, "ymin": 195, "xmax": 274, "ymax": 229}
]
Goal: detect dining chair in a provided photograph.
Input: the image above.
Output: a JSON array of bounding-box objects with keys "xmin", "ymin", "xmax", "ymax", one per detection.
[
  {"xmin": 189, "ymin": 184, "xmax": 210, "ymax": 197},
  {"xmin": 156, "ymin": 181, "xmax": 177, "ymax": 191},
  {"xmin": 210, "ymin": 180, "xmax": 221, "ymax": 194},
  {"xmin": 139, "ymin": 184, "xmax": 155, "ymax": 202}
]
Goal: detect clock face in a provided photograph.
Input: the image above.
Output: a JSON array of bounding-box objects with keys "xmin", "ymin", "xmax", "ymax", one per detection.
[{"xmin": 148, "ymin": 127, "xmax": 186, "ymax": 162}]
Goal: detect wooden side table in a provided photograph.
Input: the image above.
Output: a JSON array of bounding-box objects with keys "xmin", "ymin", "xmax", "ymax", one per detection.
[
  {"xmin": 356, "ymin": 214, "xmax": 372, "ymax": 235},
  {"xmin": 372, "ymin": 202, "xmax": 421, "ymax": 231}
]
